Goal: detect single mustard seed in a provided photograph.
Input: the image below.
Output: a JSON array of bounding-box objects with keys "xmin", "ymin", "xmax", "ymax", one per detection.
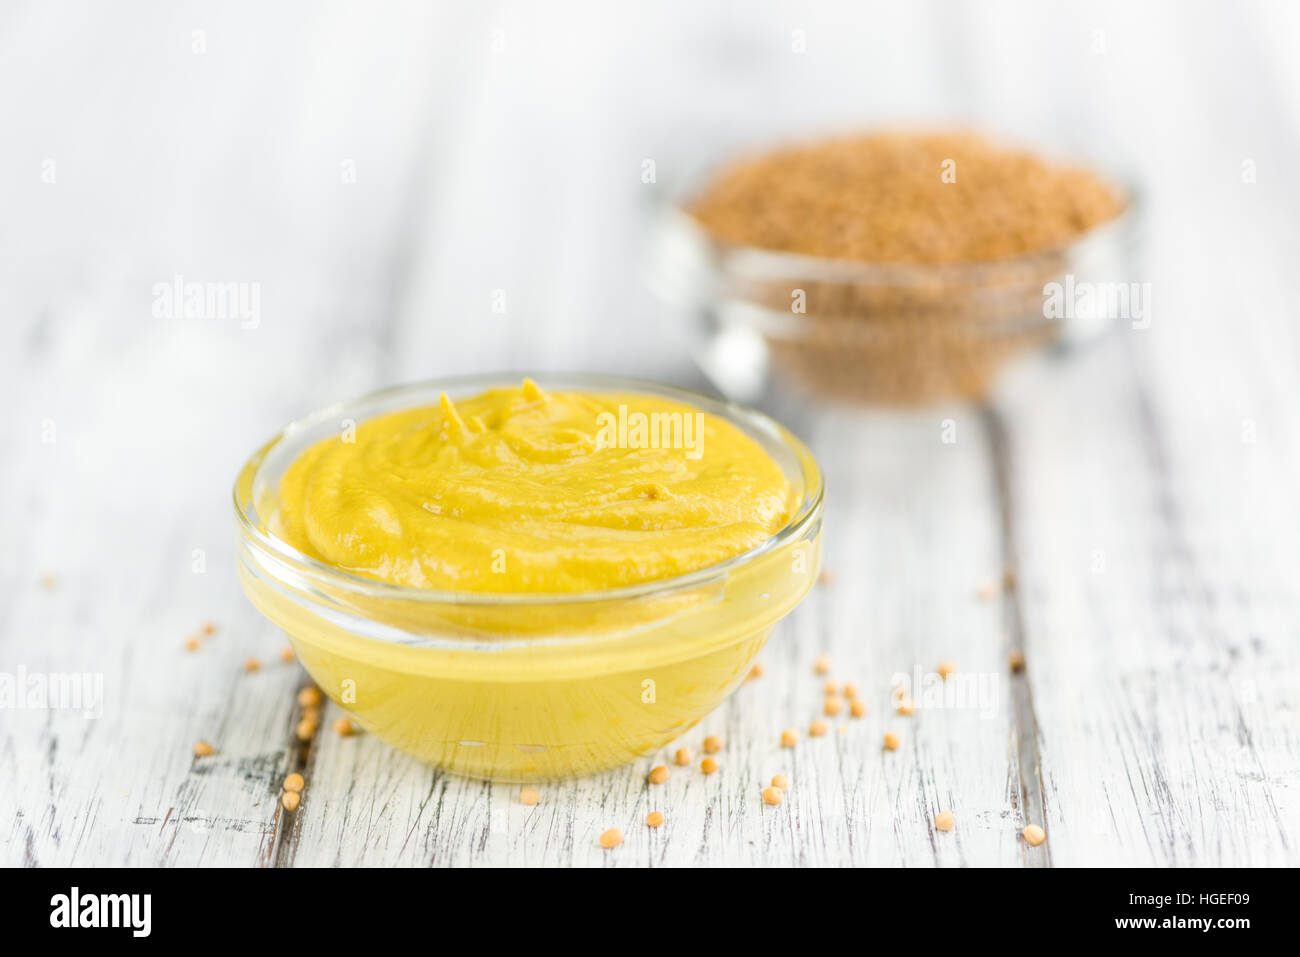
[
  {"xmin": 850, "ymin": 698, "xmax": 867, "ymax": 718},
  {"xmin": 896, "ymin": 698, "xmax": 915, "ymax": 716},
  {"xmin": 1009, "ymin": 651, "xmax": 1026, "ymax": 673},
  {"xmin": 809, "ymin": 719, "xmax": 829, "ymax": 737},
  {"xmin": 747, "ymin": 662, "xmax": 765, "ymax": 681},
  {"xmin": 700, "ymin": 756, "xmax": 719, "ymax": 775},
  {"xmin": 244, "ymin": 657, "xmax": 261, "ymax": 673},
  {"xmin": 843, "ymin": 682, "xmax": 859, "ymax": 699},
  {"xmin": 1023, "ymin": 824, "xmax": 1047, "ymax": 846},
  {"xmin": 283, "ymin": 773, "xmax": 305, "ymax": 793},
  {"xmin": 762, "ymin": 786, "xmax": 783, "ymax": 806},
  {"xmin": 674, "ymin": 747, "xmax": 693, "ymax": 766},
  {"xmin": 519, "ymin": 787, "xmax": 539, "ymax": 806},
  {"xmin": 600, "ymin": 827, "xmax": 623, "ymax": 849},
  {"xmin": 649, "ymin": 765, "xmax": 670, "ymax": 784},
  {"xmin": 193, "ymin": 740, "xmax": 213, "ymax": 757},
  {"xmin": 823, "ymin": 680, "xmax": 838, "ymax": 695},
  {"xmin": 883, "ymin": 731, "xmax": 900, "ymax": 751},
  {"xmin": 771, "ymin": 774, "xmax": 789, "ymax": 791},
  {"xmin": 703, "ymin": 734, "xmax": 724, "ymax": 754},
  {"xmin": 781, "ymin": 728, "xmax": 799, "ymax": 748},
  {"xmin": 824, "ymin": 696, "xmax": 844, "ymax": 716},
  {"xmin": 935, "ymin": 811, "xmax": 956, "ymax": 832},
  {"xmin": 297, "ymin": 686, "xmax": 322, "ymax": 709},
  {"xmin": 184, "ymin": 637, "xmax": 200, "ymax": 652},
  {"xmin": 937, "ymin": 660, "xmax": 956, "ymax": 679},
  {"xmin": 295, "ymin": 719, "xmax": 316, "ymax": 741},
  {"xmin": 201, "ymin": 622, "xmax": 217, "ymax": 636},
  {"xmin": 645, "ymin": 811, "xmax": 664, "ymax": 828},
  {"xmin": 814, "ymin": 655, "xmax": 832, "ymax": 675},
  {"xmin": 333, "ymin": 717, "xmax": 356, "ymax": 737},
  {"xmin": 818, "ymin": 568, "xmax": 835, "ymax": 586},
  {"xmin": 281, "ymin": 791, "xmax": 301, "ymax": 812},
  {"xmin": 279, "ymin": 647, "xmax": 295, "ymax": 663}
]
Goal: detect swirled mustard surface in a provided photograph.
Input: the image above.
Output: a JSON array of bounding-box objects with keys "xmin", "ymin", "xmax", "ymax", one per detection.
[{"xmin": 273, "ymin": 380, "xmax": 795, "ymax": 593}]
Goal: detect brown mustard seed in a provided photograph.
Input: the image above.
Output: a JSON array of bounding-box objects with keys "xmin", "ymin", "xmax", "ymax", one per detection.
[
  {"xmin": 883, "ymin": 731, "xmax": 900, "ymax": 751},
  {"xmin": 1009, "ymin": 651, "xmax": 1026, "ymax": 672},
  {"xmin": 809, "ymin": 719, "xmax": 829, "ymax": 737},
  {"xmin": 935, "ymin": 811, "xmax": 956, "ymax": 832},
  {"xmin": 700, "ymin": 756, "xmax": 719, "ymax": 775},
  {"xmin": 771, "ymin": 774, "xmax": 789, "ymax": 791},
  {"xmin": 297, "ymin": 686, "xmax": 322, "ymax": 709},
  {"xmin": 781, "ymin": 728, "xmax": 799, "ymax": 748},
  {"xmin": 674, "ymin": 747, "xmax": 693, "ymax": 766},
  {"xmin": 281, "ymin": 791, "xmax": 301, "ymax": 812},
  {"xmin": 333, "ymin": 717, "xmax": 356, "ymax": 737},
  {"xmin": 813, "ymin": 655, "xmax": 832, "ymax": 676},
  {"xmin": 824, "ymin": 696, "xmax": 844, "ymax": 717},
  {"xmin": 645, "ymin": 811, "xmax": 664, "ymax": 828},
  {"xmin": 599, "ymin": 827, "xmax": 623, "ymax": 849},
  {"xmin": 244, "ymin": 657, "xmax": 261, "ymax": 673},
  {"xmin": 937, "ymin": 660, "xmax": 956, "ymax": 679},
  {"xmin": 193, "ymin": 740, "xmax": 214, "ymax": 757},
  {"xmin": 283, "ymin": 773, "xmax": 305, "ymax": 793},
  {"xmin": 703, "ymin": 735, "xmax": 724, "ymax": 754},
  {"xmin": 850, "ymin": 698, "xmax": 867, "ymax": 718},
  {"xmin": 1022, "ymin": 824, "xmax": 1047, "ymax": 846},
  {"xmin": 649, "ymin": 765, "xmax": 670, "ymax": 784},
  {"xmin": 519, "ymin": 787, "xmax": 539, "ymax": 806},
  {"xmin": 762, "ymin": 787, "xmax": 783, "ymax": 806}
]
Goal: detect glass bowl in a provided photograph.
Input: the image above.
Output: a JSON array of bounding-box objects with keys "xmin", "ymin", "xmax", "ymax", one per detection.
[
  {"xmin": 234, "ymin": 373, "xmax": 824, "ymax": 781},
  {"xmin": 646, "ymin": 165, "xmax": 1141, "ymax": 406}
]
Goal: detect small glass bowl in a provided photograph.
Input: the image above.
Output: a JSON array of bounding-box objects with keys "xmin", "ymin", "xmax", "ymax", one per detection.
[
  {"xmin": 234, "ymin": 374, "xmax": 823, "ymax": 781},
  {"xmin": 647, "ymin": 167, "xmax": 1141, "ymax": 406}
]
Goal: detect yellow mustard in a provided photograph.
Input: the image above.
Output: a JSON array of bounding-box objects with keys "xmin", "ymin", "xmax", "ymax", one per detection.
[
  {"xmin": 274, "ymin": 380, "xmax": 795, "ymax": 593},
  {"xmin": 239, "ymin": 379, "xmax": 822, "ymax": 780}
]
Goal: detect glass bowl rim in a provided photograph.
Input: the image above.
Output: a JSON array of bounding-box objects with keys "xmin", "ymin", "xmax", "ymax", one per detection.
[{"xmin": 233, "ymin": 371, "xmax": 824, "ymax": 608}]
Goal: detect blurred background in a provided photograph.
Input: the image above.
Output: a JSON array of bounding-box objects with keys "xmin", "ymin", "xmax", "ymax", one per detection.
[{"xmin": 3, "ymin": 0, "xmax": 1299, "ymax": 866}]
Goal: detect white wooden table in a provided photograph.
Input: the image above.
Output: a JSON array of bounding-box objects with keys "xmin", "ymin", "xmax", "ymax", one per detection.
[{"xmin": 3, "ymin": 0, "xmax": 1298, "ymax": 867}]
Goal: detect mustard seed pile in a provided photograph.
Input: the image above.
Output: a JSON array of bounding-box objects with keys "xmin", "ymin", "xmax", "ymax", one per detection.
[
  {"xmin": 686, "ymin": 131, "xmax": 1128, "ymax": 403},
  {"xmin": 691, "ymin": 132, "xmax": 1124, "ymax": 264}
]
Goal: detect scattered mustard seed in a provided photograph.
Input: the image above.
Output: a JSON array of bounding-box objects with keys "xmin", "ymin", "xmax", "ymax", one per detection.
[
  {"xmin": 818, "ymin": 568, "xmax": 835, "ymax": 586},
  {"xmin": 244, "ymin": 657, "xmax": 261, "ymax": 673},
  {"xmin": 600, "ymin": 827, "xmax": 623, "ymax": 849},
  {"xmin": 746, "ymin": 662, "xmax": 765, "ymax": 681},
  {"xmin": 781, "ymin": 728, "xmax": 799, "ymax": 748},
  {"xmin": 824, "ymin": 696, "xmax": 844, "ymax": 717},
  {"xmin": 295, "ymin": 718, "xmax": 317, "ymax": 742},
  {"xmin": 201, "ymin": 622, "xmax": 217, "ymax": 636},
  {"xmin": 883, "ymin": 731, "xmax": 900, "ymax": 751},
  {"xmin": 700, "ymin": 756, "xmax": 719, "ymax": 775},
  {"xmin": 674, "ymin": 747, "xmax": 693, "ymax": 766},
  {"xmin": 297, "ymin": 686, "xmax": 322, "ymax": 709},
  {"xmin": 843, "ymin": 682, "xmax": 859, "ymax": 699},
  {"xmin": 649, "ymin": 765, "xmax": 670, "ymax": 784},
  {"xmin": 333, "ymin": 717, "xmax": 356, "ymax": 737},
  {"xmin": 771, "ymin": 774, "xmax": 789, "ymax": 791},
  {"xmin": 823, "ymin": 680, "xmax": 838, "ymax": 696},
  {"xmin": 281, "ymin": 791, "xmax": 301, "ymax": 812},
  {"xmin": 283, "ymin": 773, "xmax": 305, "ymax": 793},
  {"xmin": 896, "ymin": 698, "xmax": 915, "ymax": 716},
  {"xmin": 762, "ymin": 787, "xmax": 783, "ymax": 806},
  {"xmin": 193, "ymin": 740, "xmax": 214, "ymax": 757},
  {"xmin": 519, "ymin": 787, "xmax": 539, "ymax": 806},
  {"xmin": 813, "ymin": 655, "xmax": 832, "ymax": 676},
  {"xmin": 937, "ymin": 660, "xmax": 956, "ymax": 680},
  {"xmin": 645, "ymin": 811, "xmax": 664, "ymax": 828},
  {"xmin": 279, "ymin": 647, "xmax": 295, "ymax": 664},
  {"xmin": 809, "ymin": 719, "xmax": 829, "ymax": 737},
  {"xmin": 184, "ymin": 637, "xmax": 201, "ymax": 652},
  {"xmin": 703, "ymin": 734, "xmax": 724, "ymax": 754},
  {"xmin": 1009, "ymin": 651, "xmax": 1026, "ymax": 673},
  {"xmin": 1022, "ymin": 824, "xmax": 1047, "ymax": 846},
  {"xmin": 850, "ymin": 698, "xmax": 867, "ymax": 718},
  {"xmin": 935, "ymin": 811, "xmax": 956, "ymax": 832}
]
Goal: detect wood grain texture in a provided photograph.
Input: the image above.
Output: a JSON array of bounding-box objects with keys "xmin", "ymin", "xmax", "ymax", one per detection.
[{"xmin": 3, "ymin": 0, "xmax": 1299, "ymax": 867}]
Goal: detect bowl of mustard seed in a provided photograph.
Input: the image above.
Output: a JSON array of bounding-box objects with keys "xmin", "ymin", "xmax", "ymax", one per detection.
[{"xmin": 648, "ymin": 131, "xmax": 1139, "ymax": 405}]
